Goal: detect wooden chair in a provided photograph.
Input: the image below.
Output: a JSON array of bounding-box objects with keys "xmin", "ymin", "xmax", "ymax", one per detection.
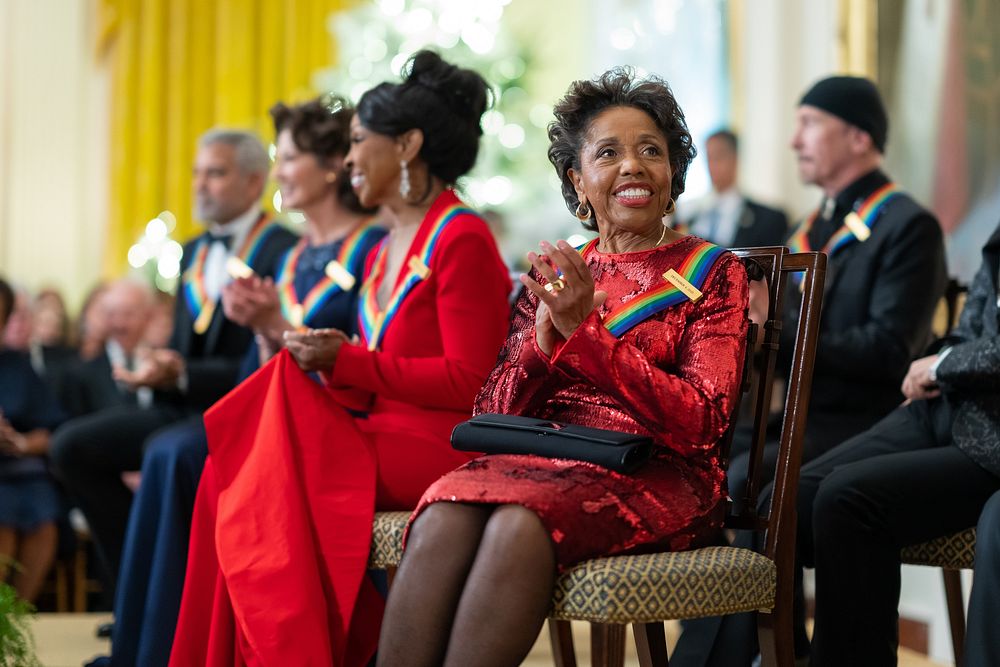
[
  {"xmin": 899, "ymin": 277, "xmax": 973, "ymax": 665},
  {"xmin": 367, "ymin": 248, "xmax": 827, "ymax": 667},
  {"xmin": 900, "ymin": 529, "xmax": 976, "ymax": 664}
]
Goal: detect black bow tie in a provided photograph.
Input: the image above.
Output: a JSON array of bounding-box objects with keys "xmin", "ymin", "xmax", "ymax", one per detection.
[{"xmin": 206, "ymin": 232, "xmax": 233, "ymax": 248}]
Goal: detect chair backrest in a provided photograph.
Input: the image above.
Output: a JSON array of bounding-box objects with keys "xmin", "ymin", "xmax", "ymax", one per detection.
[{"xmin": 722, "ymin": 248, "xmax": 826, "ymax": 575}]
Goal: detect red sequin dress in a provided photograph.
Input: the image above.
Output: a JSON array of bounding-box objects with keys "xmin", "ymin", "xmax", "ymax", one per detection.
[{"xmin": 412, "ymin": 236, "xmax": 749, "ymax": 566}]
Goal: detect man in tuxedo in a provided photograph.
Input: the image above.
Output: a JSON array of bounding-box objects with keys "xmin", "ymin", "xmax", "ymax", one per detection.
[
  {"xmin": 61, "ymin": 280, "xmax": 154, "ymax": 417},
  {"xmin": 50, "ymin": 130, "xmax": 297, "ymax": 595},
  {"xmin": 679, "ymin": 129, "xmax": 788, "ymax": 248},
  {"xmin": 798, "ymin": 217, "xmax": 1000, "ymax": 665},
  {"xmin": 672, "ymin": 76, "xmax": 948, "ymax": 666}
]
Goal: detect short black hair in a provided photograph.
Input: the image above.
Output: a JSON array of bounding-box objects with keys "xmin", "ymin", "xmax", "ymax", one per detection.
[
  {"xmin": 0, "ymin": 276, "xmax": 14, "ymax": 326},
  {"xmin": 707, "ymin": 128, "xmax": 738, "ymax": 153},
  {"xmin": 548, "ymin": 68, "xmax": 696, "ymax": 231},
  {"xmin": 270, "ymin": 96, "xmax": 374, "ymax": 215},
  {"xmin": 356, "ymin": 50, "xmax": 491, "ymax": 186}
]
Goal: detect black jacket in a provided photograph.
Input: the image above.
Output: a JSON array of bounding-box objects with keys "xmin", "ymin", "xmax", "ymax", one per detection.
[
  {"xmin": 937, "ymin": 220, "xmax": 1000, "ymax": 477},
  {"xmin": 166, "ymin": 219, "xmax": 298, "ymax": 411},
  {"xmin": 781, "ymin": 171, "xmax": 948, "ymax": 455}
]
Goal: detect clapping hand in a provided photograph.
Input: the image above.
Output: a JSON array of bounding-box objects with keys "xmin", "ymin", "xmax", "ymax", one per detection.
[
  {"xmin": 113, "ymin": 348, "xmax": 185, "ymax": 390},
  {"xmin": 0, "ymin": 414, "xmax": 32, "ymax": 457},
  {"xmin": 284, "ymin": 328, "xmax": 351, "ymax": 373},
  {"xmin": 521, "ymin": 240, "xmax": 607, "ymax": 356},
  {"xmin": 222, "ymin": 276, "xmax": 286, "ymax": 338}
]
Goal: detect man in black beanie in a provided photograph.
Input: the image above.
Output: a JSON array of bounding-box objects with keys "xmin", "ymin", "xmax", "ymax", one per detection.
[{"xmin": 671, "ymin": 75, "xmax": 948, "ymax": 667}]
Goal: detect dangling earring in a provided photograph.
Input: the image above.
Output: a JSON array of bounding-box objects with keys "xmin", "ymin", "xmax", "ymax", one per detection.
[
  {"xmin": 575, "ymin": 199, "xmax": 591, "ymax": 221},
  {"xmin": 663, "ymin": 197, "xmax": 676, "ymax": 216},
  {"xmin": 399, "ymin": 160, "xmax": 411, "ymax": 199},
  {"xmin": 325, "ymin": 172, "xmax": 337, "ymax": 184}
]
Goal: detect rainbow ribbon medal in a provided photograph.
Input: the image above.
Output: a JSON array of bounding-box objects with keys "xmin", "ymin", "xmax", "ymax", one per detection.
[
  {"xmin": 183, "ymin": 213, "xmax": 276, "ymax": 334},
  {"xmin": 358, "ymin": 203, "xmax": 472, "ymax": 350},
  {"xmin": 597, "ymin": 241, "xmax": 727, "ymax": 337},
  {"xmin": 276, "ymin": 219, "xmax": 378, "ymax": 328},
  {"xmin": 786, "ymin": 182, "xmax": 900, "ymax": 286}
]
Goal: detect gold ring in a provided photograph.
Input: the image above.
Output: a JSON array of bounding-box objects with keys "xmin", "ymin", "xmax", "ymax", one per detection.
[{"xmin": 544, "ymin": 278, "xmax": 566, "ymax": 293}]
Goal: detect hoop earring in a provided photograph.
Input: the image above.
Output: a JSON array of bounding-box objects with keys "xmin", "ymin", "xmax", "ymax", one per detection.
[
  {"xmin": 399, "ymin": 161, "xmax": 411, "ymax": 199},
  {"xmin": 575, "ymin": 200, "xmax": 592, "ymax": 221},
  {"xmin": 663, "ymin": 197, "xmax": 676, "ymax": 216}
]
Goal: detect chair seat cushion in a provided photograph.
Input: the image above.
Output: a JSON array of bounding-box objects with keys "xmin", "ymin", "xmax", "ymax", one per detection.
[
  {"xmin": 369, "ymin": 511, "xmax": 410, "ymax": 569},
  {"xmin": 900, "ymin": 528, "xmax": 976, "ymax": 569},
  {"xmin": 549, "ymin": 546, "xmax": 776, "ymax": 624}
]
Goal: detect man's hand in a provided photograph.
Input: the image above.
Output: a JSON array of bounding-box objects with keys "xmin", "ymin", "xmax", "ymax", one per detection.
[
  {"xmin": 901, "ymin": 354, "xmax": 940, "ymax": 401},
  {"xmin": 114, "ymin": 349, "xmax": 186, "ymax": 390}
]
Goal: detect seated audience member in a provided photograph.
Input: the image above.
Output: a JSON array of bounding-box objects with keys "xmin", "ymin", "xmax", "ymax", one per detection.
[
  {"xmin": 965, "ymin": 491, "xmax": 1000, "ymax": 667},
  {"xmin": 671, "ymin": 75, "xmax": 948, "ymax": 667},
  {"xmin": 169, "ymin": 51, "xmax": 511, "ymax": 667},
  {"xmin": 377, "ymin": 68, "xmax": 749, "ymax": 667},
  {"xmin": 32, "ymin": 288, "xmax": 72, "ymax": 349},
  {"xmin": 142, "ymin": 290, "xmax": 175, "ymax": 350},
  {"xmin": 676, "ymin": 129, "xmax": 788, "ymax": 247},
  {"xmin": 0, "ymin": 276, "xmax": 67, "ymax": 603},
  {"xmin": 793, "ymin": 217, "xmax": 1000, "ymax": 666},
  {"xmin": 50, "ymin": 129, "xmax": 297, "ymax": 597},
  {"xmin": 102, "ymin": 96, "xmax": 385, "ymax": 667},
  {"xmin": 76, "ymin": 284, "xmax": 111, "ymax": 362},
  {"xmin": 62, "ymin": 279, "xmax": 155, "ymax": 418},
  {"xmin": 3, "ymin": 287, "xmax": 76, "ymax": 411}
]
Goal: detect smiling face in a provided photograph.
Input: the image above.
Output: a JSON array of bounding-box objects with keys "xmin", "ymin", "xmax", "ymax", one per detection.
[
  {"xmin": 345, "ymin": 116, "xmax": 407, "ymax": 209},
  {"xmin": 271, "ymin": 129, "xmax": 338, "ymax": 211},
  {"xmin": 569, "ymin": 106, "xmax": 673, "ymax": 238}
]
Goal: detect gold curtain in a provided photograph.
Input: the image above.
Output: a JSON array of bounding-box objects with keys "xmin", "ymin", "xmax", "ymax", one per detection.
[{"xmin": 97, "ymin": 0, "xmax": 352, "ymax": 275}]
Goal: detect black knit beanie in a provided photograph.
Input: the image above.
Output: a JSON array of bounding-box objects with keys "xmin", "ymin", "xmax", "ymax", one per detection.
[{"xmin": 799, "ymin": 76, "xmax": 888, "ymax": 153}]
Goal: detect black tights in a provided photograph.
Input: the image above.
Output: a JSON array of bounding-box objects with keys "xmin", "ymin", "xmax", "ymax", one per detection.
[{"xmin": 377, "ymin": 503, "xmax": 556, "ymax": 667}]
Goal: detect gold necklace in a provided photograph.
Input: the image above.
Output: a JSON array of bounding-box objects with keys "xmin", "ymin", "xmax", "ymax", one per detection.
[{"xmin": 654, "ymin": 223, "xmax": 667, "ymax": 247}]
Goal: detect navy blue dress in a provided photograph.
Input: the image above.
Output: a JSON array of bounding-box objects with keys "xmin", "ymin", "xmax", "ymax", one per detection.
[
  {"xmin": 109, "ymin": 227, "xmax": 385, "ymax": 667},
  {"xmin": 0, "ymin": 350, "xmax": 66, "ymax": 530}
]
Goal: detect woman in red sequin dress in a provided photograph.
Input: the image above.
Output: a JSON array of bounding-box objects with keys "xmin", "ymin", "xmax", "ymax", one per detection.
[{"xmin": 377, "ymin": 69, "xmax": 750, "ymax": 667}]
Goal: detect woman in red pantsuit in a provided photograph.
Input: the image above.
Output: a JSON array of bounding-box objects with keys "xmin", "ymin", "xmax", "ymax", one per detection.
[
  {"xmin": 169, "ymin": 52, "xmax": 510, "ymax": 667},
  {"xmin": 377, "ymin": 69, "xmax": 750, "ymax": 667}
]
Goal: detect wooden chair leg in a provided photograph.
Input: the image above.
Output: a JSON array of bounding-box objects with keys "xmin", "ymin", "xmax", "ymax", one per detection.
[
  {"xmin": 549, "ymin": 619, "xmax": 577, "ymax": 667},
  {"xmin": 943, "ymin": 568, "xmax": 966, "ymax": 665},
  {"xmin": 758, "ymin": 608, "xmax": 795, "ymax": 667},
  {"xmin": 590, "ymin": 622, "xmax": 625, "ymax": 667},
  {"xmin": 73, "ymin": 542, "xmax": 87, "ymax": 612},
  {"xmin": 55, "ymin": 562, "xmax": 69, "ymax": 612},
  {"xmin": 632, "ymin": 622, "xmax": 669, "ymax": 666}
]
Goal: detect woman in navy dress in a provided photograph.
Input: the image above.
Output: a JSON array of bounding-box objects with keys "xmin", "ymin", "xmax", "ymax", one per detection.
[
  {"xmin": 104, "ymin": 98, "xmax": 385, "ymax": 667},
  {"xmin": 0, "ymin": 277, "xmax": 67, "ymax": 603}
]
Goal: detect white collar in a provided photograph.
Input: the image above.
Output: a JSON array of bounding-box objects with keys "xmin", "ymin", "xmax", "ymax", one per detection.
[{"xmin": 207, "ymin": 205, "xmax": 262, "ymax": 245}]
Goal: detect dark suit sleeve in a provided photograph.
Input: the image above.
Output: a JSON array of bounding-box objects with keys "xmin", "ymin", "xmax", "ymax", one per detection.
[
  {"xmin": 936, "ymin": 262, "xmax": 1000, "ymax": 391},
  {"xmin": 812, "ymin": 213, "xmax": 947, "ymax": 381}
]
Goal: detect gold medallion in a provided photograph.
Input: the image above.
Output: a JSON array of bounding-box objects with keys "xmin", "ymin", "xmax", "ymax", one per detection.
[
  {"xmin": 844, "ymin": 212, "xmax": 871, "ymax": 242},
  {"xmin": 193, "ymin": 301, "xmax": 216, "ymax": 334},
  {"xmin": 664, "ymin": 269, "xmax": 704, "ymax": 302},
  {"xmin": 324, "ymin": 260, "xmax": 356, "ymax": 291},
  {"xmin": 407, "ymin": 256, "xmax": 431, "ymax": 280},
  {"xmin": 288, "ymin": 304, "xmax": 304, "ymax": 329},
  {"xmin": 226, "ymin": 256, "xmax": 255, "ymax": 280}
]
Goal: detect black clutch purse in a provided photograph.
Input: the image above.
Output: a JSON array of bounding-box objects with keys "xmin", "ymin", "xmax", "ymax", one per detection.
[{"xmin": 451, "ymin": 413, "xmax": 652, "ymax": 474}]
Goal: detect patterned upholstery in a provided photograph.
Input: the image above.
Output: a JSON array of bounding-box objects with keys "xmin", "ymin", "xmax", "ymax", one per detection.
[
  {"xmin": 549, "ymin": 546, "xmax": 776, "ymax": 624},
  {"xmin": 367, "ymin": 514, "xmax": 776, "ymax": 625},
  {"xmin": 900, "ymin": 528, "xmax": 977, "ymax": 570},
  {"xmin": 369, "ymin": 511, "xmax": 410, "ymax": 569}
]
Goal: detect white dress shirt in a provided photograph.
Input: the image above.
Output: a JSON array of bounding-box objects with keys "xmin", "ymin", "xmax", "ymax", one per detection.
[{"xmin": 202, "ymin": 205, "xmax": 262, "ymax": 301}]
